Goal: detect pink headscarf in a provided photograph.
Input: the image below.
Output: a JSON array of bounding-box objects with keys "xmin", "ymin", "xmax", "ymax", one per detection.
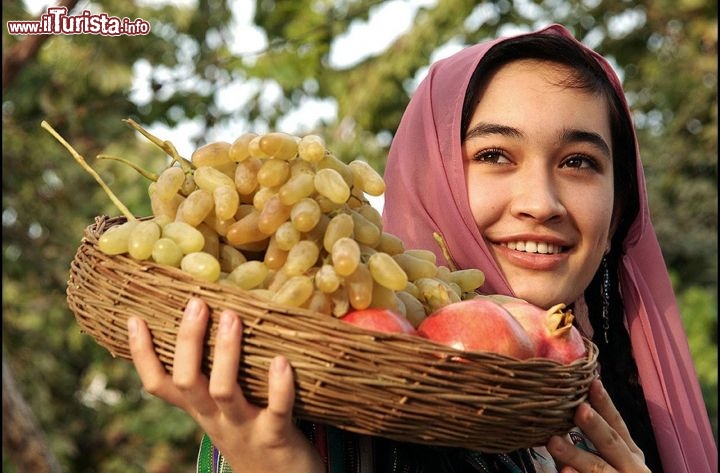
[{"xmin": 382, "ymin": 24, "xmax": 716, "ymax": 473}]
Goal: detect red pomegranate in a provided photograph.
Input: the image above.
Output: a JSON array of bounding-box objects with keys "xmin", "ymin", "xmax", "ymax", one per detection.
[
  {"xmin": 494, "ymin": 297, "xmax": 587, "ymax": 364},
  {"xmin": 416, "ymin": 299, "xmax": 535, "ymax": 360}
]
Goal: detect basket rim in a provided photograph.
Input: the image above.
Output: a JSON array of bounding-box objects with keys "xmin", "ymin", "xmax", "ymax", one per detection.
[{"xmin": 66, "ymin": 214, "xmax": 600, "ymax": 453}]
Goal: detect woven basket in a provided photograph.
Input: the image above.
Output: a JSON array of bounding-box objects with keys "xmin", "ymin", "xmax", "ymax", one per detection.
[{"xmin": 67, "ymin": 215, "xmax": 599, "ymax": 453}]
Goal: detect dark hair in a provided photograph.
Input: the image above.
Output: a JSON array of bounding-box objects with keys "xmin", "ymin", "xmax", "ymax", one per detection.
[{"xmin": 461, "ymin": 33, "xmax": 662, "ymax": 472}]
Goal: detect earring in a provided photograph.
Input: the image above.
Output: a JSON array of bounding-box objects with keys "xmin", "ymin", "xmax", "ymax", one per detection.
[{"xmin": 601, "ymin": 256, "xmax": 610, "ymax": 344}]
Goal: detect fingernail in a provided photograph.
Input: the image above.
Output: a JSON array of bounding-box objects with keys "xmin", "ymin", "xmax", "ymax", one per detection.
[
  {"xmin": 127, "ymin": 317, "xmax": 138, "ymax": 337},
  {"xmin": 184, "ymin": 297, "xmax": 201, "ymax": 321},
  {"xmin": 219, "ymin": 311, "xmax": 234, "ymax": 332},
  {"xmin": 271, "ymin": 356, "xmax": 289, "ymax": 374}
]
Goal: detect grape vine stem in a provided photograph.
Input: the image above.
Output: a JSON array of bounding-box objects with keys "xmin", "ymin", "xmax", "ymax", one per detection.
[{"xmin": 41, "ymin": 120, "xmax": 136, "ymax": 221}]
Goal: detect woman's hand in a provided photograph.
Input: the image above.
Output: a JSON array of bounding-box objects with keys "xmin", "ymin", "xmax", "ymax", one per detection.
[
  {"xmin": 547, "ymin": 379, "xmax": 650, "ymax": 472},
  {"xmin": 128, "ymin": 297, "xmax": 324, "ymax": 473}
]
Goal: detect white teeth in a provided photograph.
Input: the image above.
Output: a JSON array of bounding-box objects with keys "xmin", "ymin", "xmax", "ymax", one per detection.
[{"xmin": 503, "ymin": 241, "xmax": 562, "ymax": 254}]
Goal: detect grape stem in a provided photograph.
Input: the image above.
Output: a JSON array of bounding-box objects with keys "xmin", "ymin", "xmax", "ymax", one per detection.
[
  {"xmin": 123, "ymin": 118, "xmax": 193, "ymax": 172},
  {"xmin": 40, "ymin": 120, "xmax": 136, "ymax": 221},
  {"xmin": 433, "ymin": 232, "xmax": 458, "ymax": 272},
  {"xmin": 97, "ymin": 155, "xmax": 159, "ymax": 181}
]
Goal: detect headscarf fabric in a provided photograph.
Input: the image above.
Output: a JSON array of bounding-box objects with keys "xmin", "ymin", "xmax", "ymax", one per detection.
[{"xmin": 382, "ymin": 24, "xmax": 716, "ymax": 473}]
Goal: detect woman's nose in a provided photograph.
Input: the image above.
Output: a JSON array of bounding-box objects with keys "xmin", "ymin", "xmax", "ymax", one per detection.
[{"xmin": 509, "ymin": 170, "xmax": 567, "ymax": 223}]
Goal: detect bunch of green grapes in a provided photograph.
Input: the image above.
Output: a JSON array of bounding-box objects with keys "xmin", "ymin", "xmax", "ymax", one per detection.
[{"xmin": 97, "ymin": 129, "xmax": 485, "ymax": 326}]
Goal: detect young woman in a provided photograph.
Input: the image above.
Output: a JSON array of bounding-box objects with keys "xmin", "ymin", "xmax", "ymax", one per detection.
[{"xmin": 127, "ymin": 24, "xmax": 716, "ymax": 472}]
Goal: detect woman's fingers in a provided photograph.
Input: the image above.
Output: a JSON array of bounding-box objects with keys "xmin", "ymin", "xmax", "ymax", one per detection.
[
  {"xmin": 265, "ymin": 356, "xmax": 297, "ymax": 432},
  {"xmin": 208, "ymin": 309, "xmax": 248, "ymax": 421},
  {"xmin": 587, "ymin": 380, "xmax": 642, "ymax": 456},
  {"xmin": 548, "ymin": 379, "xmax": 650, "ymax": 472},
  {"xmin": 172, "ymin": 297, "xmax": 215, "ymax": 416},
  {"xmin": 127, "ymin": 316, "xmax": 186, "ymax": 408}
]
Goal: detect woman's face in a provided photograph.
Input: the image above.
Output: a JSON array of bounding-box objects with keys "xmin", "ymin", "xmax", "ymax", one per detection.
[{"xmin": 463, "ymin": 59, "xmax": 614, "ymax": 309}]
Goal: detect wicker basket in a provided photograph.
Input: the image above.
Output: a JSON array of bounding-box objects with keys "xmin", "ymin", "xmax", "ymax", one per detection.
[{"xmin": 67, "ymin": 215, "xmax": 599, "ymax": 453}]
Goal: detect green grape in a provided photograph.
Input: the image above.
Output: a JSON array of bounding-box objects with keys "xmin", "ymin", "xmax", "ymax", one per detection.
[
  {"xmin": 316, "ymin": 154, "xmax": 354, "ymax": 186},
  {"xmin": 448, "ymin": 268, "xmax": 486, "ymax": 293},
  {"xmin": 258, "ymin": 132, "xmax": 299, "ymax": 160},
  {"xmin": 314, "ymin": 194, "xmax": 343, "ymax": 213},
  {"xmin": 304, "ymin": 290, "xmax": 332, "ymax": 315},
  {"xmin": 297, "ymin": 134, "xmax": 326, "ymax": 163},
  {"xmin": 314, "ymin": 168, "xmax": 350, "ymax": 204},
  {"xmin": 180, "ymin": 172, "xmax": 197, "ymax": 196},
  {"xmin": 227, "ymin": 260, "xmax": 269, "ymax": 290},
  {"xmin": 367, "ymin": 251, "xmax": 408, "ymax": 291},
  {"xmin": 162, "ymin": 221, "xmax": 205, "ymax": 254},
  {"xmin": 151, "ymin": 237, "xmax": 184, "ymax": 267},
  {"xmin": 257, "ymin": 158, "xmax": 291, "ymax": 188},
  {"xmin": 213, "ymin": 185, "xmax": 240, "ymax": 221},
  {"xmin": 149, "ymin": 182, "xmax": 183, "ymax": 220},
  {"xmin": 392, "ymin": 253, "xmax": 438, "ymax": 281},
  {"xmin": 290, "ymin": 197, "xmax": 321, "ymax": 233},
  {"xmin": 176, "ymin": 188, "xmax": 214, "ymax": 227},
  {"xmin": 345, "ymin": 263, "xmax": 373, "ymax": 310},
  {"xmin": 194, "ymin": 165, "xmax": 236, "ymax": 193},
  {"xmin": 290, "ymin": 158, "xmax": 314, "ymax": 177},
  {"xmin": 225, "ymin": 209, "xmax": 267, "ymax": 246},
  {"xmin": 197, "ymin": 222, "xmax": 220, "ymax": 259},
  {"xmin": 191, "ymin": 141, "xmax": 232, "ymax": 168},
  {"xmin": 229, "ymin": 132, "xmax": 258, "ymax": 162},
  {"xmin": 274, "ymin": 221, "xmax": 301, "ymax": 251},
  {"xmin": 331, "ymin": 285, "xmax": 350, "ymax": 317},
  {"xmin": 234, "ymin": 157, "xmax": 262, "ymax": 195},
  {"xmin": 350, "ymin": 210, "xmax": 381, "ymax": 247},
  {"xmin": 323, "ymin": 213, "xmax": 354, "ymax": 253},
  {"xmin": 302, "ymin": 213, "xmax": 329, "ymax": 245},
  {"xmin": 356, "ymin": 203, "xmax": 383, "ymax": 230},
  {"xmin": 257, "ymin": 194, "xmax": 292, "ymax": 235},
  {"xmin": 155, "ymin": 166, "xmax": 186, "ymax": 201},
  {"xmin": 248, "ymin": 135, "xmax": 270, "ymax": 159},
  {"xmin": 98, "ymin": 220, "xmax": 140, "ymax": 255},
  {"xmin": 314, "ymin": 264, "xmax": 341, "ymax": 294},
  {"xmin": 283, "ymin": 240, "xmax": 320, "ymax": 276},
  {"xmin": 264, "ymin": 235, "xmax": 289, "ymax": 270},
  {"xmin": 331, "ymin": 237, "xmax": 361, "ymax": 277},
  {"xmin": 278, "ymin": 172, "xmax": 315, "ymax": 206},
  {"xmin": 181, "ymin": 252, "xmax": 221, "ymax": 282},
  {"xmin": 272, "ymin": 275, "xmax": 314, "ymax": 307},
  {"xmin": 252, "ymin": 186, "xmax": 277, "ymax": 211},
  {"xmin": 370, "ymin": 282, "xmax": 402, "ymax": 312},
  {"xmin": 396, "ymin": 291, "xmax": 427, "ymax": 327},
  {"xmin": 404, "ymin": 248, "xmax": 437, "ymax": 263},
  {"xmin": 415, "ymin": 277, "xmax": 460, "ymax": 312},
  {"xmin": 127, "ymin": 220, "xmax": 162, "ymax": 261},
  {"xmin": 219, "ymin": 244, "xmax": 247, "ymax": 273},
  {"xmin": 348, "ymin": 160, "xmax": 385, "ymax": 196},
  {"xmin": 376, "ymin": 232, "xmax": 405, "ymax": 255}
]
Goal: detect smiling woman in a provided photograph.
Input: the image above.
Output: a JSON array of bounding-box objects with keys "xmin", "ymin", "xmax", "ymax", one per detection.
[{"xmin": 122, "ymin": 23, "xmax": 715, "ymax": 473}]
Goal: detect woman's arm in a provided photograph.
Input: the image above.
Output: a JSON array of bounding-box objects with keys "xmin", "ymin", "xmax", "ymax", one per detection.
[
  {"xmin": 546, "ymin": 379, "xmax": 651, "ymax": 473},
  {"xmin": 128, "ymin": 297, "xmax": 324, "ymax": 473}
]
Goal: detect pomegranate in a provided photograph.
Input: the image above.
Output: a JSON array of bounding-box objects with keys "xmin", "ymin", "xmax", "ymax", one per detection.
[
  {"xmin": 491, "ymin": 297, "xmax": 587, "ymax": 364},
  {"xmin": 416, "ymin": 299, "xmax": 535, "ymax": 359},
  {"xmin": 340, "ymin": 308, "xmax": 417, "ymax": 335}
]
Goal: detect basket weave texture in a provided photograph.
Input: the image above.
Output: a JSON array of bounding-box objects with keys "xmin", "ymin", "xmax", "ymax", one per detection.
[{"xmin": 67, "ymin": 215, "xmax": 599, "ymax": 453}]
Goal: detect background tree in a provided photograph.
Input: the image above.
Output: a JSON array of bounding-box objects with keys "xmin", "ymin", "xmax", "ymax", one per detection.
[{"xmin": 3, "ymin": 0, "xmax": 716, "ymax": 470}]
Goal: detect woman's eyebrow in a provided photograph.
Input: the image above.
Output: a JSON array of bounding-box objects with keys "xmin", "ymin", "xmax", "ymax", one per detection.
[
  {"xmin": 560, "ymin": 129, "xmax": 612, "ymax": 158},
  {"xmin": 464, "ymin": 122, "xmax": 522, "ymax": 140},
  {"xmin": 465, "ymin": 122, "xmax": 612, "ymax": 158}
]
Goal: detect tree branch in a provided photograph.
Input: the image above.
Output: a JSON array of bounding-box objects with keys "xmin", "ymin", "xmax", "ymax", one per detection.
[{"xmin": 2, "ymin": 0, "xmax": 80, "ymax": 93}]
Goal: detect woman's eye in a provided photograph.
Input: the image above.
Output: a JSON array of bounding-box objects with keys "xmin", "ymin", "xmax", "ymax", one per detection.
[
  {"xmin": 472, "ymin": 148, "xmax": 511, "ymax": 164},
  {"xmin": 562, "ymin": 155, "xmax": 599, "ymax": 170}
]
